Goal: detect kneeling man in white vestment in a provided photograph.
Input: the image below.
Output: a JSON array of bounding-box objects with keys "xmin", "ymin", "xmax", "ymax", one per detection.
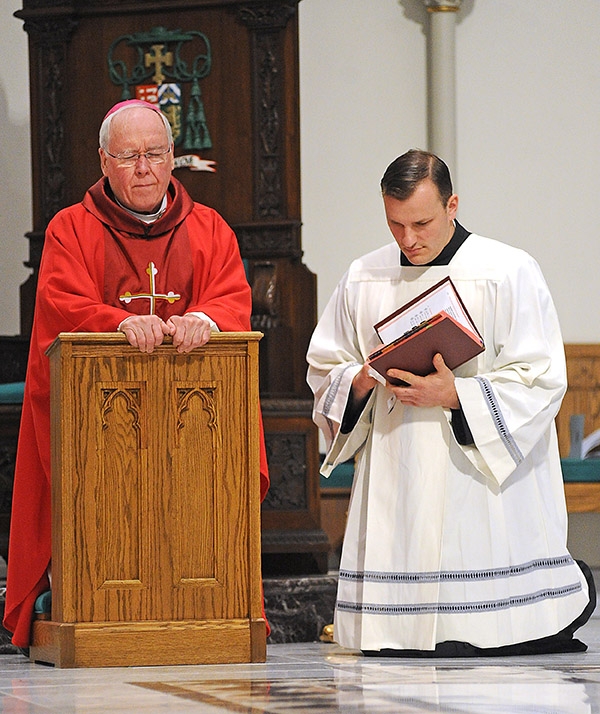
[{"xmin": 306, "ymin": 149, "xmax": 595, "ymax": 656}]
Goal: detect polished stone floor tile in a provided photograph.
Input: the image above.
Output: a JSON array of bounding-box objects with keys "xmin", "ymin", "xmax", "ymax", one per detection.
[{"xmin": 1, "ymin": 615, "xmax": 600, "ymax": 713}]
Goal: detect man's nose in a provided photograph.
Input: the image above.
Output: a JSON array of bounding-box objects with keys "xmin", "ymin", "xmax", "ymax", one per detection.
[
  {"xmin": 134, "ymin": 155, "xmax": 151, "ymax": 172},
  {"xmin": 401, "ymin": 227, "xmax": 418, "ymax": 247}
]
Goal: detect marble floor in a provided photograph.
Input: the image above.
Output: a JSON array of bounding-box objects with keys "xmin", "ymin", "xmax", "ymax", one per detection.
[{"xmin": 0, "ymin": 612, "xmax": 600, "ymax": 713}]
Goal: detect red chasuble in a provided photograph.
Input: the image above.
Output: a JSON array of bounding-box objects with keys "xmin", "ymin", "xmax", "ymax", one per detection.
[{"xmin": 4, "ymin": 177, "xmax": 269, "ymax": 647}]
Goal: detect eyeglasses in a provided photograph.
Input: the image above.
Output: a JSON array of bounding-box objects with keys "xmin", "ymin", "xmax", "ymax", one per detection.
[{"xmin": 104, "ymin": 147, "xmax": 172, "ymax": 167}]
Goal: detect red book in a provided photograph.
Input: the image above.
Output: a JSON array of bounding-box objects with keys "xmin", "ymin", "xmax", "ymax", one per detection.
[{"xmin": 368, "ymin": 278, "xmax": 484, "ymax": 385}]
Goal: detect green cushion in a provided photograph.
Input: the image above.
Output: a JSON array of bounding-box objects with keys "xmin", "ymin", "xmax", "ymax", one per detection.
[
  {"xmin": 34, "ymin": 590, "xmax": 52, "ymax": 614},
  {"xmin": 561, "ymin": 458, "xmax": 600, "ymax": 483},
  {"xmin": 0, "ymin": 382, "xmax": 25, "ymax": 404},
  {"xmin": 320, "ymin": 460, "xmax": 354, "ymax": 489},
  {"xmin": 321, "ymin": 458, "xmax": 600, "ymax": 487}
]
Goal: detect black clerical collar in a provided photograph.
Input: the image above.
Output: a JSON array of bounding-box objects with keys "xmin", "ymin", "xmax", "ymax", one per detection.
[{"xmin": 400, "ymin": 221, "xmax": 471, "ymax": 266}]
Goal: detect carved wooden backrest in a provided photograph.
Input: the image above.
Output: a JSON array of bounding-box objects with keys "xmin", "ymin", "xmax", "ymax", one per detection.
[{"xmin": 557, "ymin": 344, "xmax": 600, "ymax": 458}]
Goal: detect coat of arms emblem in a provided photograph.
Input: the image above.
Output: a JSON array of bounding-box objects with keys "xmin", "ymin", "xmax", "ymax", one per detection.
[{"xmin": 108, "ymin": 26, "xmax": 212, "ymax": 154}]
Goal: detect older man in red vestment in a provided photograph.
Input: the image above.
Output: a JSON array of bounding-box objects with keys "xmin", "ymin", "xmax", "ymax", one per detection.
[{"xmin": 3, "ymin": 100, "xmax": 269, "ymax": 648}]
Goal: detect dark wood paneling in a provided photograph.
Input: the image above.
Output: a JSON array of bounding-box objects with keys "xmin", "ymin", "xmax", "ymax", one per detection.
[{"xmin": 12, "ymin": 0, "xmax": 326, "ymax": 574}]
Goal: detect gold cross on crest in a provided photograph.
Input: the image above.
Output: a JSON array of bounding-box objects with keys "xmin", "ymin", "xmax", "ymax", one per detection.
[
  {"xmin": 144, "ymin": 44, "xmax": 173, "ymax": 85},
  {"xmin": 119, "ymin": 262, "xmax": 181, "ymax": 315}
]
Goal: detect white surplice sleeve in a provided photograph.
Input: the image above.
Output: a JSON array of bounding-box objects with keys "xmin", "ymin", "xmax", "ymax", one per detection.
[
  {"xmin": 306, "ymin": 270, "xmax": 373, "ymax": 475},
  {"xmin": 454, "ymin": 252, "xmax": 567, "ymax": 486}
]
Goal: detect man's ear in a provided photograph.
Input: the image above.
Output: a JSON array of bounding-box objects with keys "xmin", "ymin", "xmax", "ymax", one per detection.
[
  {"xmin": 447, "ymin": 193, "xmax": 459, "ymax": 220},
  {"xmin": 99, "ymin": 148, "xmax": 109, "ymax": 177}
]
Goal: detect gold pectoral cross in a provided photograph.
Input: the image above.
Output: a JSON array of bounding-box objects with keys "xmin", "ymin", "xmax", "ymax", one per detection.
[{"xmin": 119, "ymin": 262, "xmax": 181, "ymax": 315}]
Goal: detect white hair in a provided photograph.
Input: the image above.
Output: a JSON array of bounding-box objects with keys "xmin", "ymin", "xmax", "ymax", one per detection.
[{"xmin": 99, "ymin": 105, "xmax": 173, "ymax": 150}]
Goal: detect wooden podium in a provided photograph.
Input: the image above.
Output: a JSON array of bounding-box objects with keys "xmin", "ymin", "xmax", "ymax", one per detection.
[{"xmin": 30, "ymin": 332, "xmax": 266, "ymax": 668}]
